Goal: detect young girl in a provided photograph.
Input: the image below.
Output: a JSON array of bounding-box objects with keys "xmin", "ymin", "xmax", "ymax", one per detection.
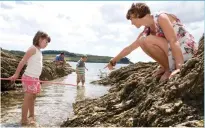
[{"xmin": 9, "ymin": 31, "xmax": 51, "ymax": 125}]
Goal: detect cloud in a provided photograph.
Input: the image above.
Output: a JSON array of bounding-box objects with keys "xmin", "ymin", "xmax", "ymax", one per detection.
[
  {"xmin": 15, "ymin": 1, "xmax": 32, "ymax": 5},
  {"xmin": 147, "ymin": 1, "xmax": 204, "ymax": 23},
  {"xmin": 100, "ymin": 3, "xmax": 127, "ymax": 24},
  {"xmin": 0, "ymin": 2, "xmax": 13, "ymax": 9},
  {"xmin": 185, "ymin": 20, "xmax": 204, "ymax": 43},
  {"xmin": 0, "ymin": 1, "xmax": 204, "ymax": 63}
]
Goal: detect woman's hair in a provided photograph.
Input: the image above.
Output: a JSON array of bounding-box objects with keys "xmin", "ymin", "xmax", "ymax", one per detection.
[
  {"xmin": 126, "ymin": 3, "xmax": 151, "ymax": 20},
  {"xmin": 33, "ymin": 31, "xmax": 51, "ymax": 46}
]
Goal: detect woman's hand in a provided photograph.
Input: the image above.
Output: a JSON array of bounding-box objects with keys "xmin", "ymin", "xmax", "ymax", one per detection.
[
  {"xmin": 169, "ymin": 69, "xmax": 180, "ymax": 78},
  {"xmin": 104, "ymin": 63, "xmax": 115, "ymax": 70}
]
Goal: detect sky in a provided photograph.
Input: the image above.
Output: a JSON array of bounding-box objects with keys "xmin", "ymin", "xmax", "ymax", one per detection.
[{"xmin": 0, "ymin": 1, "xmax": 204, "ymax": 63}]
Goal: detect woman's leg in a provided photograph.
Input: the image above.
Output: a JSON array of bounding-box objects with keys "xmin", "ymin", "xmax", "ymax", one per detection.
[{"xmin": 139, "ymin": 35, "xmax": 170, "ymax": 81}]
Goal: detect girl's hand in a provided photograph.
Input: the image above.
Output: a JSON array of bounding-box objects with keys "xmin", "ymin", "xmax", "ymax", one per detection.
[{"xmin": 9, "ymin": 74, "xmax": 19, "ymax": 81}]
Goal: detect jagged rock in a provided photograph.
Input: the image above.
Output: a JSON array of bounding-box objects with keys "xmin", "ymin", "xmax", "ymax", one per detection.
[{"xmin": 61, "ymin": 35, "xmax": 204, "ymax": 127}]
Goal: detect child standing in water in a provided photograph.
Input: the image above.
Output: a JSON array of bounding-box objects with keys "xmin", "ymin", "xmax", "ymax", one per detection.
[
  {"xmin": 76, "ymin": 55, "xmax": 88, "ymax": 86},
  {"xmin": 9, "ymin": 31, "xmax": 51, "ymax": 125}
]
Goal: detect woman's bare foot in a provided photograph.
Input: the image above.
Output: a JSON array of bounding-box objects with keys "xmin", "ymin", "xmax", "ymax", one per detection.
[
  {"xmin": 152, "ymin": 66, "xmax": 165, "ymax": 77},
  {"xmin": 160, "ymin": 70, "xmax": 171, "ymax": 82}
]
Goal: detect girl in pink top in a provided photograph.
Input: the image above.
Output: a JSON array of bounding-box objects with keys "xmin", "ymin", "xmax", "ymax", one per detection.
[{"xmin": 10, "ymin": 31, "xmax": 51, "ymax": 125}]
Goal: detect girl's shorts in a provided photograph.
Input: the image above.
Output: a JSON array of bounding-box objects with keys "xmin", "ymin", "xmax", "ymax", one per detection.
[{"xmin": 22, "ymin": 74, "xmax": 41, "ymax": 94}]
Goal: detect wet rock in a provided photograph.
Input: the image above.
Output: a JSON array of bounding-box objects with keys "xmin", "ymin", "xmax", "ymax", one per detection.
[
  {"xmin": 1, "ymin": 50, "xmax": 75, "ymax": 91},
  {"xmin": 175, "ymin": 120, "xmax": 204, "ymax": 127},
  {"xmin": 61, "ymin": 35, "xmax": 204, "ymax": 127}
]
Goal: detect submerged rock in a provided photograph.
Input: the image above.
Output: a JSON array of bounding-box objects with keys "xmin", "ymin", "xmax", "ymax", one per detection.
[
  {"xmin": 61, "ymin": 35, "xmax": 204, "ymax": 127},
  {"xmin": 1, "ymin": 50, "xmax": 75, "ymax": 91}
]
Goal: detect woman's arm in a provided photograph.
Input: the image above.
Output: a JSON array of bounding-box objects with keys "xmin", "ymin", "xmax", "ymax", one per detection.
[
  {"xmin": 158, "ymin": 13, "xmax": 184, "ymax": 69},
  {"xmin": 105, "ymin": 32, "xmax": 144, "ymax": 70},
  {"xmin": 10, "ymin": 46, "xmax": 36, "ymax": 81},
  {"xmin": 111, "ymin": 31, "xmax": 143, "ymax": 63}
]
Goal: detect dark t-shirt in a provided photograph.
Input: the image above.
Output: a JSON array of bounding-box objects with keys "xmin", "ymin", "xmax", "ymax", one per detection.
[
  {"xmin": 76, "ymin": 59, "xmax": 85, "ymax": 67},
  {"xmin": 76, "ymin": 59, "xmax": 85, "ymax": 74}
]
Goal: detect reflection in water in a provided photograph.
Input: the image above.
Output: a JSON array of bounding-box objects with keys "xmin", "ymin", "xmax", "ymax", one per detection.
[
  {"xmin": 1, "ymin": 62, "xmax": 127, "ymax": 127},
  {"xmin": 75, "ymin": 86, "xmax": 85, "ymax": 102}
]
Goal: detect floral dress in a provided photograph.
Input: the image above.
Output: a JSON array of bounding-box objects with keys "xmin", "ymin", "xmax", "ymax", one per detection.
[{"xmin": 142, "ymin": 11, "xmax": 198, "ymax": 71}]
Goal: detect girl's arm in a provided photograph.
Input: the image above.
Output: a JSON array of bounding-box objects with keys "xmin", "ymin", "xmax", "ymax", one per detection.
[
  {"xmin": 10, "ymin": 46, "xmax": 36, "ymax": 81},
  {"xmin": 158, "ymin": 13, "xmax": 184, "ymax": 70}
]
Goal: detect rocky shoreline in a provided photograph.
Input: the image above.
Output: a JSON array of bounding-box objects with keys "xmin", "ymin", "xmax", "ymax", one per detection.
[
  {"xmin": 61, "ymin": 35, "xmax": 204, "ymax": 127},
  {"xmin": 1, "ymin": 50, "xmax": 75, "ymax": 91}
]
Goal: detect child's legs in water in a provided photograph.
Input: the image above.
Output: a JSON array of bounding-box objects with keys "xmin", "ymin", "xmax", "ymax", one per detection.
[
  {"xmin": 21, "ymin": 74, "xmax": 40, "ymax": 124},
  {"xmin": 77, "ymin": 74, "xmax": 85, "ymax": 86},
  {"xmin": 22, "ymin": 93, "xmax": 33, "ymax": 124},
  {"xmin": 81, "ymin": 75, "xmax": 85, "ymax": 86},
  {"xmin": 28, "ymin": 94, "xmax": 36, "ymax": 121},
  {"xmin": 77, "ymin": 74, "xmax": 81, "ymax": 86}
]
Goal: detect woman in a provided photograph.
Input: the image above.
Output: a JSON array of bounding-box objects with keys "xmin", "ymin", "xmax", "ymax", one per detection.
[{"xmin": 105, "ymin": 3, "xmax": 198, "ymax": 81}]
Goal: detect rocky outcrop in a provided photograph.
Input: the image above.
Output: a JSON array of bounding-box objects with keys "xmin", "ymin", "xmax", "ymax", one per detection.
[
  {"xmin": 61, "ymin": 35, "xmax": 204, "ymax": 127},
  {"xmin": 1, "ymin": 50, "xmax": 75, "ymax": 91}
]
